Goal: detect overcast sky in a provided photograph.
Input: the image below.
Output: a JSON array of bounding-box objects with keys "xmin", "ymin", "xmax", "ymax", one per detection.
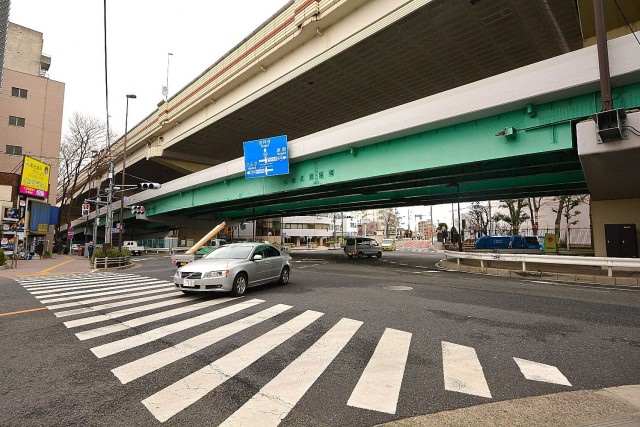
[
  {"xmin": 8, "ymin": 0, "xmax": 289, "ymax": 136},
  {"xmin": 8, "ymin": 0, "xmax": 463, "ymax": 228}
]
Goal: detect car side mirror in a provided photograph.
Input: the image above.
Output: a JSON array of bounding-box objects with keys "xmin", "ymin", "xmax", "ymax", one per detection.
[{"xmin": 253, "ymin": 254, "xmax": 263, "ymax": 261}]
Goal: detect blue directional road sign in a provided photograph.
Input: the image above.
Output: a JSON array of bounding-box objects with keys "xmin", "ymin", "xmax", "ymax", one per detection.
[{"xmin": 243, "ymin": 135, "xmax": 289, "ymax": 179}]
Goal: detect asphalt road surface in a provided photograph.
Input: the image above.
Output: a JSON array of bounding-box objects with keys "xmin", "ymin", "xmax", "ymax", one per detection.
[{"xmin": 1, "ymin": 250, "xmax": 638, "ymax": 426}]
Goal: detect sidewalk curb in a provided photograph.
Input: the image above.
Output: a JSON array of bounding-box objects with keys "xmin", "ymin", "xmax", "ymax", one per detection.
[{"xmin": 379, "ymin": 385, "xmax": 640, "ymax": 427}]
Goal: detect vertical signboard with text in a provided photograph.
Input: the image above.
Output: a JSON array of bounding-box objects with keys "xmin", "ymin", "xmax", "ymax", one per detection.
[{"xmin": 19, "ymin": 156, "xmax": 51, "ymax": 200}]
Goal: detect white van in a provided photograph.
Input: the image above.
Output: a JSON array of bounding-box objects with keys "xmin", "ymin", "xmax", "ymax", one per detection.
[{"xmin": 344, "ymin": 237, "xmax": 382, "ymax": 258}]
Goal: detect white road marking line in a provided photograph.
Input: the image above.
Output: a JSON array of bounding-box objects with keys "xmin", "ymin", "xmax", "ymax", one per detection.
[
  {"xmin": 526, "ymin": 280, "xmax": 626, "ymax": 292},
  {"xmin": 45, "ymin": 287, "xmax": 175, "ymax": 310},
  {"xmin": 29, "ymin": 277, "xmax": 161, "ymax": 294},
  {"xmin": 90, "ymin": 299, "xmax": 264, "ymax": 358},
  {"xmin": 62, "ymin": 295, "xmax": 203, "ymax": 328},
  {"xmin": 23, "ymin": 278, "xmax": 131, "ymax": 290},
  {"xmin": 33, "ymin": 280, "xmax": 164, "ymax": 299},
  {"xmin": 513, "ymin": 357, "xmax": 572, "ymax": 386},
  {"xmin": 442, "ymin": 341, "xmax": 492, "ymax": 398},
  {"xmin": 221, "ymin": 317, "xmax": 363, "ymax": 427},
  {"xmin": 142, "ymin": 309, "xmax": 324, "ymax": 422},
  {"xmin": 20, "ymin": 274, "xmax": 138, "ymax": 287},
  {"xmin": 76, "ymin": 296, "xmax": 238, "ymax": 341},
  {"xmin": 112, "ymin": 305, "xmax": 291, "ymax": 384},
  {"xmin": 347, "ymin": 328, "xmax": 411, "ymax": 414},
  {"xmin": 17, "ymin": 273, "xmax": 115, "ymax": 284},
  {"xmin": 53, "ymin": 291, "xmax": 184, "ymax": 318},
  {"xmin": 39, "ymin": 282, "xmax": 170, "ymax": 304}
]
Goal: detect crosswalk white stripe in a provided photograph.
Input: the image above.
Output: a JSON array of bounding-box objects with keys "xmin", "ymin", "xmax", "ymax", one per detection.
[
  {"xmin": 23, "ymin": 277, "xmax": 126, "ymax": 288},
  {"xmin": 53, "ymin": 291, "xmax": 184, "ymax": 318},
  {"xmin": 142, "ymin": 309, "xmax": 324, "ymax": 422},
  {"xmin": 45, "ymin": 288, "xmax": 175, "ymax": 310},
  {"xmin": 63, "ymin": 295, "xmax": 203, "ymax": 328},
  {"xmin": 442, "ymin": 341, "xmax": 492, "ymax": 398},
  {"xmin": 29, "ymin": 277, "xmax": 161, "ymax": 294},
  {"xmin": 17, "ymin": 273, "xmax": 117, "ymax": 284},
  {"xmin": 347, "ymin": 328, "xmax": 412, "ymax": 414},
  {"xmin": 39, "ymin": 282, "xmax": 170, "ymax": 304},
  {"xmin": 34, "ymin": 280, "xmax": 166, "ymax": 299},
  {"xmin": 513, "ymin": 358, "xmax": 571, "ymax": 386},
  {"xmin": 90, "ymin": 299, "xmax": 265, "ymax": 358},
  {"xmin": 75, "ymin": 297, "xmax": 239, "ymax": 341},
  {"xmin": 18, "ymin": 272, "xmax": 122, "ymax": 282},
  {"xmin": 114, "ymin": 304, "xmax": 293, "ymax": 385},
  {"xmin": 221, "ymin": 317, "xmax": 363, "ymax": 427},
  {"xmin": 20, "ymin": 274, "xmax": 138, "ymax": 287}
]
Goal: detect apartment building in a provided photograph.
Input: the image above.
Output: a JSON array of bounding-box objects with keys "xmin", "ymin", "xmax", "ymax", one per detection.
[{"xmin": 0, "ymin": 22, "xmax": 64, "ymax": 255}]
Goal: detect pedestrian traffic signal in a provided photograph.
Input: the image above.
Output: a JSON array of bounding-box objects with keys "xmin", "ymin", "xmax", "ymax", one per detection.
[
  {"xmin": 130, "ymin": 205, "xmax": 146, "ymax": 215},
  {"xmin": 137, "ymin": 182, "xmax": 161, "ymax": 189}
]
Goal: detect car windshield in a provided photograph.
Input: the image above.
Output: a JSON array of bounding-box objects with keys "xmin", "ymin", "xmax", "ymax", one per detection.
[
  {"xmin": 203, "ymin": 245, "xmax": 253, "ymax": 260},
  {"xmin": 382, "ymin": 239, "xmax": 394, "ymax": 244}
]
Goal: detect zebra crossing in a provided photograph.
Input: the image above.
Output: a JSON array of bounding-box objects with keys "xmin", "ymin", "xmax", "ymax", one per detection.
[{"xmin": 17, "ymin": 272, "xmax": 573, "ymax": 424}]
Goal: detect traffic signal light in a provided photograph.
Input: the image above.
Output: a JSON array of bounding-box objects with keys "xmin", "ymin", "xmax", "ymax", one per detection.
[
  {"xmin": 130, "ymin": 205, "xmax": 146, "ymax": 215},
  {"xmin": 137, "ymin": 182, "xmax": 161, "ymax": 189}
]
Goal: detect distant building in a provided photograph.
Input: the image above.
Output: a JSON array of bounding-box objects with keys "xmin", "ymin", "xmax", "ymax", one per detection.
[
  {"xmin": 0, "ymin": 22, "xmax": 65, "ymax": 255},
  {"xmin": 0, "ymin": 0, "xmax": 9, "ymax": 93},
  {"xmin": 417, "ymin": 219, "xmax": 433, "ymax": 240}
]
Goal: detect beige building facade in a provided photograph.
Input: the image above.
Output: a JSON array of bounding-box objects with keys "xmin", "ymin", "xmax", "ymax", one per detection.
[{"xmin": 0, "ymin": 22, "xmax": 64, "ymax": 255}]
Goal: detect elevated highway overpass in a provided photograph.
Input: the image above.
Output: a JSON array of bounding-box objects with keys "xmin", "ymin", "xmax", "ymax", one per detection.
[{"xmin": 65, "ymin": 0, "xmax": 640, "ymax": 256}]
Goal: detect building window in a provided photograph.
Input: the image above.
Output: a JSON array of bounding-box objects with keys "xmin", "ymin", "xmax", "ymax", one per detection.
[
  {"xmin": 6, "ymin": 145, "xmax": 23, "ymax": 156},
  {"xmin": 11, "ymin": 87, "xmax": 28, "ymax": 99},
  {"xmin": 9, "ymin": 116, "xmax": 26, "ymax": 127}
]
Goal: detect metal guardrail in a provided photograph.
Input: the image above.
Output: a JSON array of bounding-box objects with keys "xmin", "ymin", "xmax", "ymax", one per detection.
[
  {"xmin": 93, "ymin": 256, "xmax": 131, "ymax": 269},
  {"xmin": 443, "ymin": 250, "xmax": 640, "ymax": 277}
]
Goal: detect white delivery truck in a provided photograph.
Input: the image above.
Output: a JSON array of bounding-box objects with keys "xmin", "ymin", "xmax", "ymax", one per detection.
[{"xmin": 122, "ymin": 241, "xmax": 144, "ymax": 256}]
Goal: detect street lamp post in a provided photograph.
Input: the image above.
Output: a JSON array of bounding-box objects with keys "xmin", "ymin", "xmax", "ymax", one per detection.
[
  {"xmin": 164, "ymin": 52, "xmax": 173, "ymax": 101},
  {"xmin": 118, "ymin": 94, "xmax": 136, "ymax": 250}
]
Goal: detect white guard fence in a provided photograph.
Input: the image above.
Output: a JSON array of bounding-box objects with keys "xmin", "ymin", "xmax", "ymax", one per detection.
[{"xmin": 443, "ymin": 250, "xmax": 640, "ymax": 277}]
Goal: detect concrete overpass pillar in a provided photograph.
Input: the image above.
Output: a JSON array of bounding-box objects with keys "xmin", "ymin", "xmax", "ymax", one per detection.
[{"xmin": 577, "ymin": 110, "xmax": 640, "ymax": 257}]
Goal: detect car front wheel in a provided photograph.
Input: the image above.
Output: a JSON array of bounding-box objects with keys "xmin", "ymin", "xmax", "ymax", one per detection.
[
  {"xmin": 231, "ymin": 273, "xmax": 248, "ymax": 297},
  {"xmin": 278, "ymin": 266, "xmax": 290, "ymax": 285},
  {"xmin": 376, "ymin": 252, "xmax": 382, "ymax": 258}
]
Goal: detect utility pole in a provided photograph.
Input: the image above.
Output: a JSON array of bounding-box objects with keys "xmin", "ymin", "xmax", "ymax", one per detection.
[
  {"xmin": 430, "ymin": 206, "xmax": 434, "ymax": 247},
  {"xmin": 594, "ymin": 0, "xmax": 612, "ymax": 111},
  {"xmin": 104, "ymin": 158, "xmax": 115, "ymax": 248},
  {"xmin": 333, "ymin": 213, "xmax": 337, "ymax": 248}
]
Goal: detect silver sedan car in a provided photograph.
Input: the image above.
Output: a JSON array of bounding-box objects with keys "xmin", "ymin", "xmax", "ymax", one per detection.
[{"xmin": 174, "ymin": 242, "xmax": 291, "ymax": 296}]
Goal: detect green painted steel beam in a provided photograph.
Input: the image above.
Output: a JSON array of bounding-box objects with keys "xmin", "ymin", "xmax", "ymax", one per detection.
[{"xmin": 144, "ymin": 83, "xmax": 639, "ymax": 220}]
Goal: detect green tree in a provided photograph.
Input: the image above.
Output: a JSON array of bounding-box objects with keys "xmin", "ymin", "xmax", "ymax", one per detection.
[
  {"xmin": 465, "ymin": 202, "xmax": 490, "ymax": 236},
  {"xmin": 527, "ymin": 197, "xmax": 544, "ymax": 235},
  {"xmin": 492, "ymin": 199, "xmax": 530, "ymax": 235},
  {"xmin": 57, "ymin": 113, "xmax": 114, "ymax": 241},
  {"xmin": 553, "ymin": 195, "xmax": 588, "ymax": 248}
]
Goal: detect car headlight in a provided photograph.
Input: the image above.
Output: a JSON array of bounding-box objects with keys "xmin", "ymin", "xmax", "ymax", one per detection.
[{"xmin": 203, "ymin": 270, "xmax": 230, "ymax": 279}]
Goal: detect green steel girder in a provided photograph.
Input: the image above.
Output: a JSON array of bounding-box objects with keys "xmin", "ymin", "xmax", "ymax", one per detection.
[{"xmin": 144, "ymin": 83, "xmax": 640, "ymax": 221}]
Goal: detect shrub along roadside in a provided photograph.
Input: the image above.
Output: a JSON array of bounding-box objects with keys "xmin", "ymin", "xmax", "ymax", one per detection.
[{"xmin": 91, "ymin": 247, "xmax": 131, "ymax": 263}]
